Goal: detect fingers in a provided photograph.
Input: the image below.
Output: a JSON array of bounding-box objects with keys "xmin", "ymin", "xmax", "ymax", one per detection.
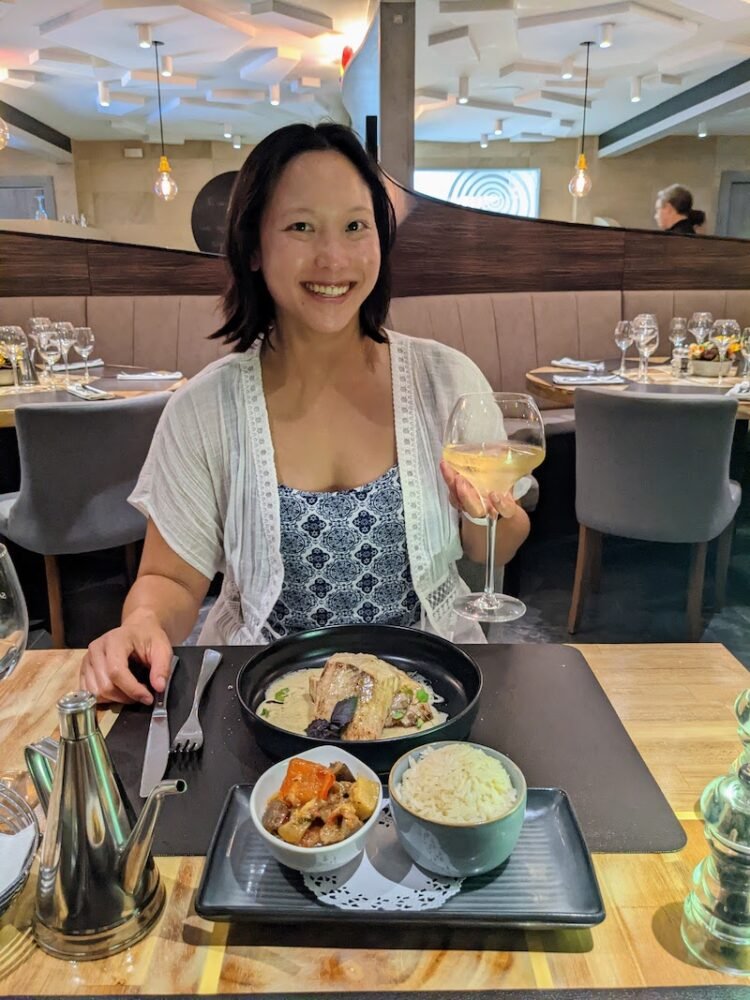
[
  {"xmin": 488, "ymin": 491, "xmax": 518, "ymax": 519},
  {"xmin": 439, "ymin": 460, "xmax": 461, "ymax": 511},
  {"xmin": 82, "ymin": 632, "xmax": 154, "ymax": 705},
  {"xmin": 148, "ymin": 636, "xmax": 175, "ymax": 693},
  {"xmin": 455, "ymin": 475, "xmax": 487, "ymax": 519}
]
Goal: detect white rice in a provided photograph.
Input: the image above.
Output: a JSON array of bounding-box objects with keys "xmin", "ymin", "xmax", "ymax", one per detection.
[{"xmin": 396, "ymin": 744, "xmax": 517, "ymax": 824}]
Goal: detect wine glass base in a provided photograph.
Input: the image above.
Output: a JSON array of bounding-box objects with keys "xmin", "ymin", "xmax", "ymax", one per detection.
[{"xmin": 454, "ymin": 593, "xmax": 527, "ymax": 623}]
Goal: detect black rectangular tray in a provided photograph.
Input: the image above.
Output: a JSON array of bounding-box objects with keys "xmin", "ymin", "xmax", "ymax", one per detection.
[{"xmin": 196, "ymin": 785, "xmax": 605, "ymax": 929}]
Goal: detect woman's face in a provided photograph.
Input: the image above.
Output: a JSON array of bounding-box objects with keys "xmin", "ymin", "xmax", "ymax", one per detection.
[
  {"xmin": 257, "ymin": 150, "xmax": 381, "ymax": 340},
  {"xmin": 654, "ymin": 198, "xmax": 677, "ymax": 230}
]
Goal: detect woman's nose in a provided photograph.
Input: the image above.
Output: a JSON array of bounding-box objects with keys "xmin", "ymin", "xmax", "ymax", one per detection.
[{"xmin": 314, "ymin": 233, "xmax": 348, "ymax": 270}]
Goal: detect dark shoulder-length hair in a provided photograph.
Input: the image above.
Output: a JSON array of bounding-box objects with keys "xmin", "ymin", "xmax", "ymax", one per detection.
[{"xmin": 211, "ymin": 122, "xmax": 397, "ymax": 352}]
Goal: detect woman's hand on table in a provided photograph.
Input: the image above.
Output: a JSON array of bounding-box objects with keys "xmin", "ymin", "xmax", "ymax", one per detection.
[
  {"xmin": 439, "ymin": 460, "xmax": 518, "ymax": 521},
  {"xmin": 80, "ymin": 609, "xmax": 175, "ymax": 705}
]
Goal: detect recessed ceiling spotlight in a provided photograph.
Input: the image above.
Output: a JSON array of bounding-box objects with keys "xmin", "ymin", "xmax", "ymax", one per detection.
[
  {"xmin": 136, "ymin": 24, "xmax": 152, "ymax": 49},
  {"xmin": 269, "ymin": 83, "xmax": 281, "ymax": 106},
  {"xmin": 223, "ymin": 123, "xmax": 232, "ymax": 139},
  {"xmin": 494, "ymin": 118, "xmax": 504, "ymax": 136},
  {"xmin": 480, "ymin": 133, "xmax": 489, "ymax": 148},
  {"xmin": 630, "ymin": 77, "xmax": 642, "ymax": 103},
  {"xmin": 597, "ymin": 22, "xmax": 614, "ymax": 49},
  {"xmin": 232, "ymin": 134, "xmax": 241, "ymax": 149},
  {"xmin": 697, "ymin": 121, "xmax": 708, "ymax": 138},
  {"xmin": 561, "ymin": 58, "xmax": 575, "ymax": 80},
  {"xmin": 96, "ymin": 81, "xmax": 110, "ymax": 107},
  {"xmin": 160, "ymin": 54, "xmax": 173, "ymax": 78},
  {"xmin": 458, "ymin": 74, "xmax": 469, "ymax": 104}
]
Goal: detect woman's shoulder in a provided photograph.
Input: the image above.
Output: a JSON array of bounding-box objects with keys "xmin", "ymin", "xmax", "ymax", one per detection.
[
  {"xmin": 387, "ymin": 329, "xmax": 489, "ymax": 389},
  {"xmin": 168, "ymin": 349, "xmax": 256, "ymax": 407}
]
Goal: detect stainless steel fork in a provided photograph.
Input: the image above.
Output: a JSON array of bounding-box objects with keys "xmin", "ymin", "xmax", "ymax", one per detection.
[{"xmin": 171, "ymin": 649, "xmax": 222, "ymax": 753}]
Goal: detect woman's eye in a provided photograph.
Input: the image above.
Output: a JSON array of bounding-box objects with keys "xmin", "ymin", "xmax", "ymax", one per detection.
[
  {"xmin": 346, "ymin": 220, "xmax": 369, "ymax": 232},
  {"xmin": 287, "ymin": 222, "xmax": 312, "ymax": 232}
]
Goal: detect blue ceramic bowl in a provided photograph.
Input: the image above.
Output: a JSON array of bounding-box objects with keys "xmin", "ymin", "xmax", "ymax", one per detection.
[{"xmin": 388, "ymin": 741, "xmax": 527, "ymax": 877}]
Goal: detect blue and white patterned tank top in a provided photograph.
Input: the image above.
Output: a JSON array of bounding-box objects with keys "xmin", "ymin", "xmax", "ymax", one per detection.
[{"xmin": 263, "ymin": 464, "xmax": 421, "ymax": 639}]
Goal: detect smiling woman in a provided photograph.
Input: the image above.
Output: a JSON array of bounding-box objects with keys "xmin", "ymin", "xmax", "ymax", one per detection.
[{"xmin": 80, "ymin": 123, "xmax": 531, "ymax": 707}]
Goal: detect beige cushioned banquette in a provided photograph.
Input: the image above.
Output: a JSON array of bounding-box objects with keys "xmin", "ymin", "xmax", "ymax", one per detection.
[{"xmin": 3, "ymin": 290, "xmax": 750, "ymax": 397}]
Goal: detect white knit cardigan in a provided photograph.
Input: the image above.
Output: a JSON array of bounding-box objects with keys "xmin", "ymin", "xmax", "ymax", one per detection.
[{"xmin": 130, "ymin": 331, "xmax": 492, "ymax": 644}]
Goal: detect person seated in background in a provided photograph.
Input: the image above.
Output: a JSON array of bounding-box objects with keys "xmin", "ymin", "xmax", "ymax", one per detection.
[
  {"xmin": 81, "ymin": 122, "xmax": 531, "ymax": 705},
  {"xmin": 654, "ymin": 184, "xmax": 706, "ymax": 235}
]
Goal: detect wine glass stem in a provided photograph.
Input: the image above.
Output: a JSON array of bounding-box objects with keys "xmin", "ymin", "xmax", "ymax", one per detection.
[
  {"xmin": 484, "ymin": 514, "xmax": 498, "ymax": 599},
  {"xmin": 638, "ymin": 355, "xmax": 647, "ymax": 382},
  {"xmin": 84, "ymin": 357, "xmax": 89, "ymax": 381},
  {"xmin": 10, "ymin": 357, "xmax": 18, "ymax": 390},
  {"xmin": 62, "ymin": 347, "xmax": 70, "ymax": 384},
  {"xmin": 619, "ymin": 348, "xmax": 626, "ymax": 375}
]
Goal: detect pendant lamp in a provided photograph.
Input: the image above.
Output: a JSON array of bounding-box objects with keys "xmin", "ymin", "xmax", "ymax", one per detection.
[
  {"xmin": 568, "ymin": 41, "xmax": 593, "ymax": 199},
  {"xmin": 152, "ymin": 40, "xmax": 178, "ymax": 202}
]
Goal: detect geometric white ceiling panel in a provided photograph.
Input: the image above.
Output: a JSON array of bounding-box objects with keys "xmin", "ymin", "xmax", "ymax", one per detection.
[
  {"xmin": 249, "ymin": 0, "xmax": 333, "ymax": 38},
  {"xmin": 121, "ymin": 68, "xmax": 198, "ymax": 88},
  {"xmin": 509, "ymin": 132, "xmax": 556, "ymax": 142},
  {"xmin": 28, "ymin": 47, "xmax": 116, "ymax": 79},
  {"xmin": 147, "ymin": 94, "xmax": 244, "ymax": 122},
  {"xmin": 95, "ymin": 90, "xmax": 147, "ymax": 114},
  {"xmin": 669, "ymin": 0, "xmax": 750, "ymax": 21},
  {"xmin": 658, "ymin": 41, "xmax": 750, "ymax": 75},
  {"xmin": 499, "ymin": 60, "xmax": 585, "ymax": 82},
  {"xmin": 205, "ymin": 87, "xmax": 266, "ymax": 103},
  {"xmin": 517, "ymin": 2, "xmax": 697, "ymax": 69},
  {"xmin": 239, "ymin": 46, "xmax": 301, "ymax": 84},
  {"xmin": 0, "ymin": 69, "xmax": 39, "ymax": 88},
  {"xmin": 289, "ymin": 75, "xmax": 321, "ymax": 91},
  {"xmin": 428, "ymin": 26, "xmax": 479, "ymax": 65},
  {"xmin": 39, "ymin": 0, "xmax": 256, "ymax": 67},
  {"xmin": 514, "ymin": 90, "xmax": 592, "ymax": 111}
]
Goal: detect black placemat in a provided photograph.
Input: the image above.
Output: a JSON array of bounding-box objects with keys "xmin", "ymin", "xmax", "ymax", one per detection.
[{"xmin": 105, "ymin": 644, "xmax": 685, "ymax": 856}]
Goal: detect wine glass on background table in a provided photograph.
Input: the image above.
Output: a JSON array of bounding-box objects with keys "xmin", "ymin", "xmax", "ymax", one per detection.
[
  {"xmin": 689, "ymin": 313, "xmax": 713, "ymax": 346},
  {"xmin": 669, "ymin": 317, "xmax": 688, "ymax": 350},
  {"xmin": 73, "ymin": 327, "xmax": 95, "ymax": 382},
  {"xmin": 37, "ymin": 329, "xmax": 62, "ymax": 384},
  {"xmin": 53, "ymin": 322, "xmax": 76, "ymax": 385},
  {"xmin": 711, "ymin": 320, "xmax": 740, "ymax": 386},
  {"xmin": 631, "ymin": 314, "xmax": 659, "ymax": 383},
  {"xmin": 442, "ymin": 392, "xmax": 545, "ymax": 623},
  {"xmin": 0, "ymin": 327, "xmax": 27, "ymax": 390},
  {"xmin": 741, "ymin": 329, "xmax": 750, "ymax": 377},
  {"xmin": 614, "ymin": 321, "xmax": 633, "ymax": 375},
  {"xmin": 0, "ymin": 544, "xmax": 28, "ymax": 681}
]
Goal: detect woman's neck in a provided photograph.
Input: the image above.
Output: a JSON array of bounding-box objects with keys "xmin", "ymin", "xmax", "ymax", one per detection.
[{"xmin": 262, "ymin": 318, "xmax": 381, "ymax": 388}]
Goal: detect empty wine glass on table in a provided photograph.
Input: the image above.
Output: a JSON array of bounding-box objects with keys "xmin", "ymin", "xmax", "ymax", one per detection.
[
  {"xmin": 53, "ymin": 321, "xmax": 76, "ymax": 385},
  {"xmin": 669, "ymin": 317, "xmax": 688, "ymax": 349},
  {"xmin": 711, "ymin": 320, "xmax": 740, "ymax": 386},
  {"xmin": 0, "ymin": 327, "xmax": 27, "ymax": 390},
  {"xmin": 73, "ymin": 327, "xmax": 95, "ymax": 382},
  {"xmin": 614, "ymin": 320, "xmax": 633, "ymax": 375},
  {"xmin": 37, "ymin": 329, "xmax": 62, "ymax": 384},
  {"xmin": 631, "ymin": 314, "xmax": 659, "ymax": 383},
  {"xmin": 689, "ymin": 312, "xmax": 713, "ymax": 346},
  {"xmin": 741, "ymin": 329, "xmax": 750, "ymax": 377},
  {"xmin": 0, "ymin": 544, "xmax": 28, "ymax": 681},
  {"xmin": 442, "ymin": 392, "xmax": 545, "ymax": 623}
]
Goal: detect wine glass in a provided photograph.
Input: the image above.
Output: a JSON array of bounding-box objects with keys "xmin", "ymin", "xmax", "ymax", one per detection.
[
  {"xmin": 711, "ymin": 320, "xmax": 740, "ymax": 386},
  {"xmin": 442, "ymin": 392, "xmax": 545, "ymax": 623},
  {"xmin": 0, "ymin": 327, "xmax": 27, "ymax": 390},
  {"xmin": 669, "ymin": 317, "xmax": 688, "ymax": 349},
  {"xmin": 37, "ymin": 329, "xmax": 62, "ymax": 384},
  {"xmin": 741, "ymin": 329, "xmax": 750, "ymax": 377},
  {"xmin": 73, "ymin": 327, "xmax": 95, "ymax": 382},
  {"xmin": 53, "ymin": 322, "xmax": 76, "ymax": 385},
  {"xmin": 0, "ymin": 544, "xmax": 28, "ymax": 681},
  {"xmin": 614, "ymin": 321, "xmax": 633, "ymax": 375},
  {"xmin": 631, "ymin": 314, "xmax": 659, "ymax": 383},
  {"xmin": 689, "ymin": 312, "xmax": 713, "ymax": 346}
]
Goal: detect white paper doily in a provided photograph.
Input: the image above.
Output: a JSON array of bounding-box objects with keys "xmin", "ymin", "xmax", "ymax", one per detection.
[{"xmin": 302, "ymin": 801, "xmax": 463, "ymax": 911}]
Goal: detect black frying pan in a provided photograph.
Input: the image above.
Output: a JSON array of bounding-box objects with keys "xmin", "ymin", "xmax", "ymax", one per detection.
[{"xmin": 236, "ymin": 625, "xmax": 482, "ymax": 774}]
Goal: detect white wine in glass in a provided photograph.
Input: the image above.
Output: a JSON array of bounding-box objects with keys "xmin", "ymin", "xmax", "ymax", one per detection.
[{"xmin": 443, "ymin": 392, "xmax": 545, "ymax": 623}]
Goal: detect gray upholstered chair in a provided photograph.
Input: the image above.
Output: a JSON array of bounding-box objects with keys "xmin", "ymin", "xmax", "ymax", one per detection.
[
  {"xmin": 0, "ymin": 393, "xmax": 171, "ymax": 647},
  {"xmin": 568, "ymin": 388, "xmax": 741, "ymax": 641}
]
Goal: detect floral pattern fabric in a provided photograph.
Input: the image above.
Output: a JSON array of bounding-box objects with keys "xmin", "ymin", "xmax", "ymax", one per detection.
[{"xmin": 263, "ymin": 465, "xmax": 421, "ymax": 638}]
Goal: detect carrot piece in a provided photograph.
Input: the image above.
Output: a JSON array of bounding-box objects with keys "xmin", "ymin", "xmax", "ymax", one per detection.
[{"xmin": 279, "ymin": 758, "xmax": 335, "ymax": 807}]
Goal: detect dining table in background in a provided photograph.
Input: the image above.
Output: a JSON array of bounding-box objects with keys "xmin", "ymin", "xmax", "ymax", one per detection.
[
  {"xmin": 1, "ymin": 642, "xmax": 750, "ymax": 994},
  {"xmin": 0, "ymin": 365, "xmax": 186, "ymax": 429}
]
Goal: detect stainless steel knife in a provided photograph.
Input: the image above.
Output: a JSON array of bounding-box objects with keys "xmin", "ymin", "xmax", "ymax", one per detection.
[{"xmin": 139, "ymin": 654, "xmax": 178, "ymax": 798}]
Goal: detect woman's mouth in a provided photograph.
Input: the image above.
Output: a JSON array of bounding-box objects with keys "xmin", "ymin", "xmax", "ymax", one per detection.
[{"xmin": 302, "ymin": 281, "xmax": 355, "ymax": 300}]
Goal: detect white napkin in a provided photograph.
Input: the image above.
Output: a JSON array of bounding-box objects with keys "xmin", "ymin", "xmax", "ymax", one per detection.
[
  {"xmin": 726, "ymin": 381, "xmax": 750, "ymax": 397},
  {"xmin": 116, "ymin": 371, "xmax": 182, "ymax": 381},
  {"xmin": 0, "ymin": 824, "xmax": 36, "ymax": 896},
  {"xmin": 51, "ymin": 358, "xmax": 104, "ymax": 372},
  {"xmin": 552, "ymin": 373, "xmax": 624, "ymax": 385},
  {"xmin": 551, "ymin": 357, "xmax": 605, "ymax": 372}
]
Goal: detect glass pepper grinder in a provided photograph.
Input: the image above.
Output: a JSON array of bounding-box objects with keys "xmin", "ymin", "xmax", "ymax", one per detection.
[{"xmin": 682, "ymin": 752, "xmax": 750, "ymax": 975}]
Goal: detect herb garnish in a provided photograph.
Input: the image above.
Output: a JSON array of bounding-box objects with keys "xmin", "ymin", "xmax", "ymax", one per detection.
[
  {"xmin": 415, "ymin": 688, "xmax": 429, "ymax": 703},
  {"xmin": 306, "ymin": 695, "xmax": 358, "ymax": 740}
]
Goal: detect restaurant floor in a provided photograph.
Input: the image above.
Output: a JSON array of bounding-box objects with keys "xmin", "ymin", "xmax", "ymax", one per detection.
[{"xmin": 24, "ymin": 441, "xmax": 750, "ymax": 669}]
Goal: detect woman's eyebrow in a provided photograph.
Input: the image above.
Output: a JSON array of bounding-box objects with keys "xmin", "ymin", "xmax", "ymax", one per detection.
[{"xmin": 280, "ymin": 204, "xmax": 373, "ymax": 215}]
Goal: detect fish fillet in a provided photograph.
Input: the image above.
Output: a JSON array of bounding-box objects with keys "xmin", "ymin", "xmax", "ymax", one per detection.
[{"xmin": 313, "ymin": 653, "xmax": 399, "ymax": 740}]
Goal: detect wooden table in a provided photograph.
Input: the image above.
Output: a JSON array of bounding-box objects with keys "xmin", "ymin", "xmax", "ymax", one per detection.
[
  {"xmin": 1, "ymin": 644, "xmax": 749, "ymax": 994},
  {"xmin": 526, "ymin": 364, "xmax": 750, "ymax": 420},
  {"xmin": 0, "ymin": 366, "xmax": 185, "ymax": 428}
]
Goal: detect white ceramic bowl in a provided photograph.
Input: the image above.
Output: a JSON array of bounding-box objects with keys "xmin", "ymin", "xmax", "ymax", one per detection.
[
  {"xmin": 248, "ymin": 746, "xmax": 383, "ymax": 873},
  {"xmin": 690, "ymin": 359, "xmax": 735, "ymax": 377}
]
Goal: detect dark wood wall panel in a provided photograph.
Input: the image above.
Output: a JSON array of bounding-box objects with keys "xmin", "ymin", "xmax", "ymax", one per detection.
[
  {"xmin": 4, "ymin": 180, "xmax": 750, "ymax": 300},
  {"xmin": 87, "ymin": 242, "xmax": 228, "ymax": 295},
  {"xmin": 0, "ymin": 232, "xmax": 90, "ymax": 296}
]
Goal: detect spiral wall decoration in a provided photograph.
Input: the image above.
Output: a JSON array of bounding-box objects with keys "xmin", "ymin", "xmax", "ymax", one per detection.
[{"xmin": 413, "ymin": 169, "xmax": 540, "ymax": 218}]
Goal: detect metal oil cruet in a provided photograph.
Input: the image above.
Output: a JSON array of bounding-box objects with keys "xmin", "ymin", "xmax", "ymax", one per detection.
[
  {"xmin": 682, "ymin": 689, "xmax": 750, "ymax": 975},
  {"xmin": 25, "ymin": 690, "xmax": 186, "ymax": 961}
]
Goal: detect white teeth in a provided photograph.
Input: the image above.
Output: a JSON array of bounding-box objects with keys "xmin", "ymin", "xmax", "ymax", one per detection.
[{"xmin": 304, "ymin": 282, "xmax": 351, "ymax": 297}]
